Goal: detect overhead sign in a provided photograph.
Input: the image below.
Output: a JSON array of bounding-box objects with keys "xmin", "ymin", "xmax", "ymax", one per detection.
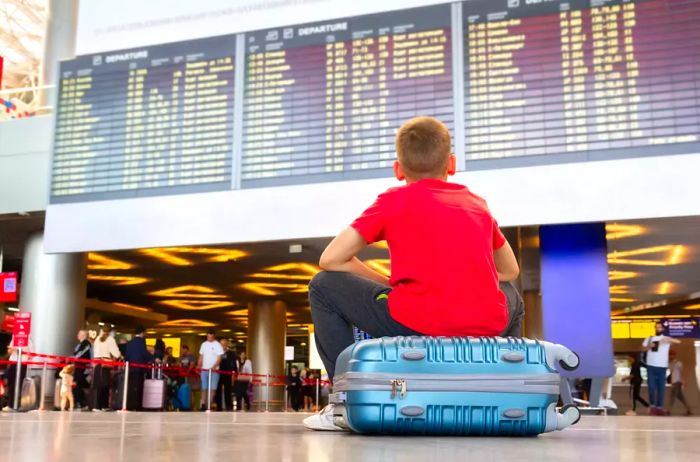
[
  {"xmin": 12, "ymin": 312, "xmax": 31, "ymax": 348},
  {"xmin": 0, "ymin": 272, "xmax": 18, "ymax": 302},
  {"xmin": 284, "ymin": 346, "xmax": 295, "ymax": 361},
  {"xmin": 613, "ymin": 318, "xmax": 700, "ymax": 339},
  {"xmin": 662, "ymin": 318, "xmax": 700, "ymax": 339}
]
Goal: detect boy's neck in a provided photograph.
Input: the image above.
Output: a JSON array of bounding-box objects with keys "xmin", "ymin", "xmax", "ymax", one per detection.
[{"xmin": 405, "ymin": 174, "xmax": 449, "ymax": 185}]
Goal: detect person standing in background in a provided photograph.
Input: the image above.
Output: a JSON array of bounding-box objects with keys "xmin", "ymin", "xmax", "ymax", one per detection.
[
  {"xmin": 91, "ymin": 326, "xmax": 122, "ymax": 411},
  {"xmin": 287, "ymin": 366, "xmax": 302, "ymax": 411},
  {"xmin": 197, "ymin": 329, "xmax": 224, "ymax": 411},
  {"xmin": 623, "ymin": 353, "xmax": 648, "ymax": 416},
  {"xmin": 642, "ymin": 322, "xmax": 680, "ymax": 416},
  {"xmin": 179, "ymin": 345, "xmax": 195, "ymax": 384},
  {"xmin": 154, "ymin": 337, "xmax": 166, "ymax": 364},
  {"xmin": 668, "ymin": 350, "xmax": 693, "ymax": 416},
  {"xmin": 234, "ymin": 351, "xmax": 252, "ymax": 411},
  {"xmin": 2, "ymin": 336, "xmax": 33, "ymax": 411},
  {"xmin": 124, "ymin": 326, "xmax": 154, "ymax": 411},
  {"xmin": 73, "ymin": 330, "xmax": 92, "ymax": 410},
  {"xmin": 216, "ymin": 339, "xmax": 237, "ymax": 411}
]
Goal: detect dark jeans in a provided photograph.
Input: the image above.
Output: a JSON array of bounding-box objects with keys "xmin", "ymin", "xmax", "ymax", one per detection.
[
  {"xmin": 631, "ymin": 381, "xmax": 649, "ymax": 411},
  {"xmin": 74, "ymin": 368, "xmax": 90, "ymax": 408},
  {"xmin": 217, "ymin": 374, "xmax": 233, "ymax": 411},
  {"xmin": 234, "ymin": 380, "xmax": 251, "ymax": 410},
  {"xmin": 647, "ymin": 365, "xmax": 667, "ymax": 408},
  {"xmin": 309, "ymin": 271, "xmax": 525, "ymax": 380},
  {"xmin": 90, "ymin": 365, "xmax": 112, "ymax": 410}
]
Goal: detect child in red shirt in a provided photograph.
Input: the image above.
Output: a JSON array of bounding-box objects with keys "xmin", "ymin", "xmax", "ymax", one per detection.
[{"xmin": 304, "ymin": 116, "xmax": 523, "ymax": 431}]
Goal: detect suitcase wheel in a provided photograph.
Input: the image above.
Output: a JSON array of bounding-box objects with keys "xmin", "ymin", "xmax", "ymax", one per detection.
[
  {"xmin": 558, "ymin": 404, "xmax": 581, "ymax": 428},
  {"xmin": 558, "ymin": 351, "xmax": 580, "ymax": 372}
]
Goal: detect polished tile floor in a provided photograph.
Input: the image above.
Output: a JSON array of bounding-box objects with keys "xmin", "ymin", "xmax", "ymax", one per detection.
[{"xmin": 0, "ymin": 411, "xmax": 698, "ymax": 462}]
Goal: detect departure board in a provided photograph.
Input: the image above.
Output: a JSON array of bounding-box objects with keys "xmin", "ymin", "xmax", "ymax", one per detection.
[
  {"xmin": 241, "ymin": 5, "xmax": 453, "ymax": 187},
  {"xmin": 51, "ymin": 36, "xmax": 236, "ymax": 203},
  {"xmin": 464, "ymin": 0, "xmax": 700, "ymax": 164}
]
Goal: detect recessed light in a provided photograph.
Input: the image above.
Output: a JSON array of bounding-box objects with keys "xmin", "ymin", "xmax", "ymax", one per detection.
[
  {"xmin": 289, "ymin": 244, "xmax": 303, "ymax": 254},
  {"xmin": 7, "ymin": 307, "xmax": 19, "ymax": 312}
]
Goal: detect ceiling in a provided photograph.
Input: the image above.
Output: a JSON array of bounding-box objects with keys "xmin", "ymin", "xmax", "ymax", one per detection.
[{"xmin": 2, "ymin": 213, "xmax": 700, "ymax": 335}]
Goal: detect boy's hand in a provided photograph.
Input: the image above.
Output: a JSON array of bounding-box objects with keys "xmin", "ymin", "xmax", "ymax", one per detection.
[{"xmin": 320, "ymin": 227, "xmax": 390, "ymax": 286}]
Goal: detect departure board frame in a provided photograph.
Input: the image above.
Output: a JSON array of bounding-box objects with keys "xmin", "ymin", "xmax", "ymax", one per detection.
[
  {"xmin": 49, "ymin": 0, "xmax": 700, "ymax": 203},
  {"xmin": 51, "ymin": 34, "xmax": 238, "ymax": 203},
  {"xmin": 240, "ymin": 4, "xmax": 456, "ymax": 188}
]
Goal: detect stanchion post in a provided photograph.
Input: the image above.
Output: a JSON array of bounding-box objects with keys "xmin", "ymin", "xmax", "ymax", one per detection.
[
  {"xmin": 315, "ymin": 377, "xmax": 320, "ymax": 411},
  {"xmin": 265, "ymin": 374, "xmax": 270, "ymax": 412},
  {"xmin": 13, "ymin": 347, "xmax": 23, "ymax": 410},
  {"xmin": 39, "ymin": 361, "xmax": 48, "ymax": 411},
  {"xmin": 121, "ymin": 362, "xmax": 130, "ymax": 412},
  {"xmin": 284, "ymin": 388, "xmax": 288, "ymax": 412},
  {"xmin": 207, "ymin": 368, "xmax": 212, "ymax": 412}
]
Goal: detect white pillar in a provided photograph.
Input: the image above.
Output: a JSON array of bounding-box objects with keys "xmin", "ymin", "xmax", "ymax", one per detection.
[
  {"xmin": 247, "ymin": 300, "xmax": 286, "ymax": 411},
  {"xmin": 20, "ymin": 232, "xmax": 86, "ymax": 356},
  {"xmin": 38, "ymin": 0, "xmax": 79, "ymax": 107}
]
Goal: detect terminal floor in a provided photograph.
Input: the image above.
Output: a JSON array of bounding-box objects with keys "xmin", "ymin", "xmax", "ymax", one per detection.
[{"xmin": 0, "ymin": 411, "xmax": 698, "ymax": 462}]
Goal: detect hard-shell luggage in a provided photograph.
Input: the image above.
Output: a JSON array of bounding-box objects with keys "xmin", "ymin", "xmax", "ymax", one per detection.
[
  {"xmin": 330, "ymin": 336, "xmax": 581, "ymax": 436},
  {"xmin": 174, "ymin": 382, "xmax": 192, "ymax": 411},
  {"xmin": 142, "ymin": 366, "xmax": 166, "ymax": 410},
  {"xmin": 20, "ymin": 376, "xmax": 39, "ymax": 411}
]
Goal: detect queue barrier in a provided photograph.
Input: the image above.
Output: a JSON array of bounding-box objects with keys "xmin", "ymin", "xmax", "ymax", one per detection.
[{"xmin": 0, "ymin": 351, "xmax": 329, "ymax": 412}]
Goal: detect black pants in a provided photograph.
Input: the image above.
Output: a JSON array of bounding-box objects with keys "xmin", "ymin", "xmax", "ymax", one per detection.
[
  {"xmin": 127, "ymin": 370, "xmax": 145, "ymax": 411},
  {"xmin": 309, "ymin": 271, "xmax": 525, "ymax": 379},
  {"xmin": 5, "ymin": 364, "xmax": 27, "ymax": 409},
  {"xmin": 90, "ymin": 365, "xmax": 112, "ymax": 410},
  {"xmin": 631, "ymin": 381, "xmax": 649, "ymax": 411},
  {"xmin": 288, "ymin": 388, "xmax": 301, "ymax": 411},
  {"xmin": 234, "ymin": 380, "xmax": 250, "ymax": 410},
  {"xmin": 73, "ymin": 368, "xmax": 90, "ymax": 408},
  {"xmin": 217, "ymin": 374, "xmax": 233, "ymax": 411}
]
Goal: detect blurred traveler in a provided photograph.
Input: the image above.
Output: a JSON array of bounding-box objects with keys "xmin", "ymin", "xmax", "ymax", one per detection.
[
  {"xmin": 91, "ymin": 326, "xmax": 122, "ymax": 411},
  {"xmin": 302, "ymin": 369, "xmax": 317, "ymax": 411},
  {"xmin": 622, "ymin": 353, "xmax": 648, "ymax": 416},
  {"xmin": 154, "ymin": 337, "xmax": 166, "ymax": 364},
  {"xmin": 668, "ymin": 350, "xmax": 692, "ymax": 416},
  {"xmin": 216, "ymin": 339, "xmax": 237, "ymax": 411},
  {"xmin": 73, "ymin": 330, "xmax": 92, "ymax": 410},
  {"xmin": 179, "ymin": 345, "xmax": 195, "ymax": 383},
  {"xmin": 163, "ymin": 346, "xmax": 177, "ymax": 367},
  {"xmin": 124, "ymin": 326, "xmax": 154, "ymax": 410},
  {"xmin": 198, "ymin": 329, "xmax": 223, "ymax": 411},
  {"xmin": 287, "ymin": 366, "xmax": 302, "ymax": 411},
  {"xmin": 234, "ymin": 351, "xmax": 252, "ymax": 411},
  {"xmin": 3, "ymin": 336, "xmax": 32, "ymax": 411},
  {"xmin": 642, "ymin": 322, "xmax": 680, "ymax": 416}
]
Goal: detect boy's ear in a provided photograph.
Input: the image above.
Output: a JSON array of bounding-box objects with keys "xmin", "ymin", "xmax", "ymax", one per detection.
[
  {"xmin": 393, "ymin": 160, "xmax": 406, "ymax": 181},
  {"xmin": 447, "ymin": 154, "xmax": 457, "ymax": 176}
]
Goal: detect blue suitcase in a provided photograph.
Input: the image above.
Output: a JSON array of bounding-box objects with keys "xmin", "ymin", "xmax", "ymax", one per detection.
[
  {"xmin": 329, "ymin": 336, "xmax": 580, "ymax": 436},
  {"xmin": 173, "ymin": 383, "xmax": 192, "ymax": 411}
]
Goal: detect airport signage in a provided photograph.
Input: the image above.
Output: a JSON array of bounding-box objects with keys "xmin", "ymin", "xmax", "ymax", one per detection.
[
  {"xmin": 0, "ymin": 272, "xmax": 18, "ymax": 302},
  {"xmin": 662, "ymin": 318, "xmax": 700, "ymax": 339},
  {"xmin": 12, "ymin": 312, "xmax": 31, "ymax": 348}
]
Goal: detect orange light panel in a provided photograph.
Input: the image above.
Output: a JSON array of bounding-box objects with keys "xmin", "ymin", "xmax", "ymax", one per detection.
[
  {"xmin": 87, "ymin": 275, "xmax": 149, "ymax": 285},
  {"xmin": 607, "ymin": 245, "xmax": 686, "ymax": 266},
  {"xmin": 240, "ymin": 282, "xmax": 308, "ymax": 296},
  {"xmin": 605, "ymin": 224, "xmax": 645, "ymax": 240},
  {"xmin": 366, "ymin": 259, "xmax": 391, "ymax": 277},
  {"xmin": 113, "ymin": 302, "xmax": 152, "ymax": 312},
  {"xmin": 140, "ymin": 247, "xmax": 248, "ymax": 266},
  {"xmin": 159, "ymin": 300, "xmax": 234, "ymax": 310},
  {"xmin": 149, "ymin": 285, "xmax": 227, "ymax": 299},
  {"xmin": 609, "ymin": 270, "xmax": 639, "ymax": 281},
  {"xmin": 88, "ymin": 253, "xmax": 133, "ymax": 270},
  {"xmin": 158, "ymin": 319, "xmax": 216, "ymax": 327}
]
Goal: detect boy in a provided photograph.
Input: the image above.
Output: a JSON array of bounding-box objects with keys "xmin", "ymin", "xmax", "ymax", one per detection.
[{"xmin": 304, "ymin": 116, "xmax": 523, "ymax": 430}]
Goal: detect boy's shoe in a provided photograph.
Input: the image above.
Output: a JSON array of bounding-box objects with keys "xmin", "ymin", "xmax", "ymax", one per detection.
[{"xmin": 302, "ymin": 404, "xmax": 344, "ymax": 431}]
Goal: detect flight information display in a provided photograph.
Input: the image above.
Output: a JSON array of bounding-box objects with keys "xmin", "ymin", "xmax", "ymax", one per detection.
[
  {"xmin": 464, "ymin": 0, "xmax": 700, "ymax": 164},
  {"xmin": 51, "ymin": 35, "xmax": 236, "ymax": 203},
  {"xmin": 240, "ymin": 5, "xmax": 453, "ymax": 187}
]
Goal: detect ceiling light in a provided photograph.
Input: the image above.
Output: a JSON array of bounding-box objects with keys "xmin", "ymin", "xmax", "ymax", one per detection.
[
  {"xmin": 158, "ymin": 319, "xmax": 216, "ymax": 328},
  {"xmin": 609, "ymin": 285, "xmax": 629, "ymax": 294},
  {"xmin": 139, "ymin": 247, "xmax": 248, "ymax": 266},
  {"xmin": 605, "ymin": 224, "xmax": 645, "ymax": 240},
  {"xmin": 146, "ymin": 330, "xmax": 157, "ymax": 334},
  {"xmin": 609, "ymin": 270, "xmax": 639, "ymax": 280},
  {"xmin": 366, "ymin": 259, "xmax": 391, "ymax": 276},
  {"xmin": 240, "ymin": 282, "xmax": 308, "ymax": 296},
  {"xmin": 88, "ymin": 275, "xmax": 149, "ymax": 285},
  {"xmin": 610, "ymin": 297, "xmax": 636, "ymax": 303},
  {"xmin": 607, "ymin": 245, "xmax": 686, "ymax": 266},
  {"xmin": 149, "ymin": 285, "xmax": 227, "ymax": 299},
  {"xmin": 7, "ymin": 307, "xmax": 19, "ymax": 312},
  {"xmin": 682, "ymin": 303, "xmax": 700, "ymax": 311},
  {"xmin": 163, "ymin": 333, "xmax": 172, "ymax": 337},
  {"xmin": 159, "ymin": 300, "xmax": 234, "ymax": 310},
  {"xmin": 289, "ymin": 244, "xmax": 303, "ymax": 253},
  {"xmin": 113, "ymin": 302, "xmax": 152, "ymax": 312},
  {"xmin": 221, "ymin": 329, "xmax": 232, "ymax": 333},
  {"xmin": 98, "ymin": 322, "xmax": 105, "ymax": 326},
  {"xmin": 88, "ymin": 253, "xmax": 133, "ymax": 270},
  {"xmin": 238, "ymin": 339, "xmax": 244, "ymax": 343},
  {"xmin": 656, "ymin": 281, "xmax": 675, "ymax": 295}
]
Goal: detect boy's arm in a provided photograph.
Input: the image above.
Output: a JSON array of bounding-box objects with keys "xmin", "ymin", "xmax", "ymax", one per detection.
[
  {"xmin": 494, "ymin": 240, "xmax": 520, "ymax": 282},
  {"xmin": 319, "ymin": 227, "xmax": 390, "ymax": 286}
]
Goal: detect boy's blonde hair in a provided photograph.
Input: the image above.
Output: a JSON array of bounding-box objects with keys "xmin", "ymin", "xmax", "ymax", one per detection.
[{"xmin": 395, "ymin": 116, "xmax": 451, "ymax": 179}]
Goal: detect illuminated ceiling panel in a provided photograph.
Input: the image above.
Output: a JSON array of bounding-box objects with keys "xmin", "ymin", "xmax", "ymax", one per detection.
[
  {"xmin": 240, "ymin": 282, "xmax": 308, "ymax": 296},
  {"xmin": 149, "ymin": 285, "xmax": 227, "ymax": 299},
  {"xmin": 608, "ymin": 270, "xmax": 640, "ymax": 281},
  {"xmin": 683, "ymin": 304, "xmax": 700, "ymax": 311},
  {"xmin": 159, "ymin": 300, "xmax": 234, "ymax": 310},
  {"xmin": 112, "ymin": 302, "xmax": 152, "ymax": 312},
  {"xmin": 139, "ymin": 247, "xmax": 248, "ymax": 266},
  {"xmin": 608, "ymin": 245, "xmax": 686, "ymax": 266},
  {"xmin": 605, "ymin": 223, "xmax": 646, "ymax": 240},
  {"xmin": 87, "ymin": 275, "xmax": 149, "ymax": 285},
  {"xmin": 88, "ymin": 252, "xmax": 133, "ymax": 270},
  {"xmin": 609, "ymin": 285, "xmax": 630, "ymax": 294},
  {"xmin": 248, "ymin": 262, "xmax": 320, "ymax": 280},
  {"xmin": 158, "ymin": 319, "xmax": 216, "ymax": 327}
]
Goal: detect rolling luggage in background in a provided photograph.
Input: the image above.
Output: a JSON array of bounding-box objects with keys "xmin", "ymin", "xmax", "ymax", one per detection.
[
  {"xmin": 20, "ymin": 376, "xmax": 40, "ymax": 411},
  {"xmin": 142, "ymin": 366, "xmax": 166, "ymax": 410},
  {"xmin": 173, "ymin": 382, "xmax": 192, "ymax": 411},
  {"xmin": 330, "ymin": 336, "xmax": 581, "ymax": 436}
]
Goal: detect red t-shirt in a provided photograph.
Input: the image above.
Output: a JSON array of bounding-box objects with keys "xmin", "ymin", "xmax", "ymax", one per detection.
[{"xmin": 351, "ymin": 178, "xmax": 508, "ymax": 336}]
